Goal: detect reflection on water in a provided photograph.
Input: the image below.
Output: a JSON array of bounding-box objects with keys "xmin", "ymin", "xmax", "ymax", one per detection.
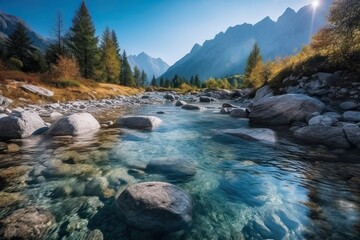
[{"xmin": 0, "ymin": 101, "xmax": 360, "ymax": 239}]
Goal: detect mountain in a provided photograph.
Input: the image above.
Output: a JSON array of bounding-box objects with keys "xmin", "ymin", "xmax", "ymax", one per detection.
[
  {"xmin": 162, "ymin": 1, "xmax": 332, "ymax": 81},
  {"xmin": 0, "ymin": 11, "xmax": 48, "ymax": 52},
  {"xmin": 128, "ymin": 52, "xmax": 169, "ymax": 81}
]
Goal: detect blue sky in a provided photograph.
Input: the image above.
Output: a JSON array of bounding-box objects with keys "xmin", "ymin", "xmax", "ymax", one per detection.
[{"xmin": 0, "ymin": 0, "xmax": 312, "ymax": 65}]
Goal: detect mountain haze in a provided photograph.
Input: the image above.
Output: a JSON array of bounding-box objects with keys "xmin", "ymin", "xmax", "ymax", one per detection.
[
  {"xmin": 128, "ymin": 52, "xmax": 169, "ymax": 80},
  {"xmin": 0, "ymin": 11, "xmax": 48, "ymax": 52},
  {"xmin": 162, "ymin": 1, "xmax": 332, "ymax": 80}
]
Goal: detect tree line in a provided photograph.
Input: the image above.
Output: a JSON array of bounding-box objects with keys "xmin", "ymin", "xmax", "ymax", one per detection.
[{"xmin": 1, "ymin": 1, "xmax": 147, "ymax": 87}]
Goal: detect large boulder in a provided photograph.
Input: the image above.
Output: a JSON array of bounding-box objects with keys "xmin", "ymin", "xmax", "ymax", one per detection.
[
  {"xmin": 146, "ymin": 158, "xmax": 196, "ymax": 178},
  {"xmin": 20, "ymin": 84, "xmax": 54, "ymax": 97},
  {"xmin": 115, "ymin": 182, "xmax": 192, "ymax": 232},
  {"xmin": 46, "ymin": 113, "xmax": 100, "ymax": 136},
  {"xmin": 0, "ymin": 111, "xmax": 47, "ymax": 140},
  {"xmin": 221, "ymin": 128, "xmax": 277, "ymax": 143},
  {"xmin": 253, "ymin": 85, "xmax": 273, "ymax": 102},
  {"xmin": 0, "ymin": 207, "xmax": 54, "ymax": 240},
  {"xmin": 294, "ymin": 126, "xmax": 351, "ymax": 149},
  {"xmin": 115, "ymin": 115, "xmax": 162, "ymax": 130},
  {"xmin": 249, "ymin": 94, "xmax": 325, "ymax": 125}
]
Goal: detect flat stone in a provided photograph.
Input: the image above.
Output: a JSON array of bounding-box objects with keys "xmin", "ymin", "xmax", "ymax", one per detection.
[
  {"xmin": 115, "ymin": 115, "xmax": 162, "ymax": 130},
  {"xmin": 181, "ymin": 104, "xmax": 204, "ymax": 110},
  {"xmin": 339, "ymin": 101, "xmax": 359, "ymax": 110},
  {"xmin": 21, "ymin": 84, "xmax": 54, "ymax": 97},
  {"xmin": 146, "ymin": 158, "xmax": 196, "ymax": 178}
]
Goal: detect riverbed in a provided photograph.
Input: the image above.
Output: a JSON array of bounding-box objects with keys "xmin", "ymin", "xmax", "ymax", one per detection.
[{"xmin": 0, "ymin": 98, "xmax": 359, "ymax": 239}]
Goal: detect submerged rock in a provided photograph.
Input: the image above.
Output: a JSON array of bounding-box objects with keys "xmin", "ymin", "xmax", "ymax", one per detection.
[
  {"xmin": 146, "ymin": 158, "xmax": 196, "ymax": 178},
  {"xmin": 181, "ymin": 104, "xmax": 204, "ymax": 110},
  {"xmin": 46, "ymin": 113, "xmax": 100, "ymax": 136},
  {"xmin": 0, "ymin": 111, "xmax": 47, "ymax": 140},
  {"xmin": 249, "ymin": 94, "xmax": 325, "ymax": 125},
  {"xmin": 115, "ymin": 182, "xmax": 192, "ymax": 232},
  {"xmin": 0, "ymin": 207, "xmax": 54, "ymax": 240},
  {"xmin": 294, "ymin": 126, "xmax": 351, "ymax": 149},
  {"xmin": 221, "ymin": 128, "xmax": 277, "ymax": 143},
  {"xmin": 115, "ymin": 115, "xmax": 162, "ymax": 130}
]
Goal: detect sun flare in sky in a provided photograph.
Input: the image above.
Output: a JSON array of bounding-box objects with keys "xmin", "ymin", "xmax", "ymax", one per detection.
[{"xmin": 311, "ymin": 0, "xmax": 320, "ymax": 8}]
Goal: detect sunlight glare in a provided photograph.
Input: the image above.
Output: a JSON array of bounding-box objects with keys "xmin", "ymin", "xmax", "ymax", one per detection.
[{"xmin": 311, "ymin": 0, "xmax": 320, "ymax": 9}]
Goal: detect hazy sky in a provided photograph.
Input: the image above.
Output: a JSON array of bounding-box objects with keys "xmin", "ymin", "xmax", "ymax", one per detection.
[{"xmin": 0, "ymin": 0, "xmax": 315, "ymax": 65}]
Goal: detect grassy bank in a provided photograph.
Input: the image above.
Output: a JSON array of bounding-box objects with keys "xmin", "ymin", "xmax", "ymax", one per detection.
[{"xmin": 0, "ymin": 70, "xmax": 143, "ymax": 107}]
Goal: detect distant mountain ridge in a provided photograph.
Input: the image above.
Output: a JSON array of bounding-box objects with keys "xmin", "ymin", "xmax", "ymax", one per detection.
[
  {"xmin": 0, "ymin": 11, "xmax": 49, "ymax": 52},
  {"xmin": 128, "ymin": 52, "xmax": 169, "ymax": 81},
  {"xmin": 162, "ymin": 0, "xmax": 332, "ymax": 80}
]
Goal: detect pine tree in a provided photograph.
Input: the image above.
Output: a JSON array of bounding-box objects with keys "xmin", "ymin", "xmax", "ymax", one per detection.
[
  {"xmin": 120, "ymin": 51, "xmax": 135, "ymax": 87},
  {"xmin": 244, "ymin": 42, "xmax": 262, "ymax": 78},
  {"xmin": 133, "ymin": 65, "xmax": 141, "ymax": 86},
  {"xmin": 140, "ymin": 70, "xmax": 147, "ymax": 86},
  {"xmin": 194, "ymin": 74, "xmax": 201, "ymax": 88},
  {"xmin": 111, "ymin": 30, "xmax": 121, "ymax": 59},
  {"xmin": 100, "ymin": 27, "xmax": 121, "ymax": 83},
  {"xmin": 159, "ymin": 77, "xmax": 165, "ymax": 87},
  {"xmin": 46, "ymin": 11, "xmax": 67, "ymax": 65},
  {"xmin": 150, "ymin": 75, "xmax": 157, "ymax": 87},
  {"xmin": 189, "ymin": 75, "xmax": 194, "ymax": 86},
  {"xmin": 6, "ymin": 22, "xmax": 34, "ymax": 64},
  {"xmin": 66, "ymin": 1, "xmax": 100, "ymax": 79}
]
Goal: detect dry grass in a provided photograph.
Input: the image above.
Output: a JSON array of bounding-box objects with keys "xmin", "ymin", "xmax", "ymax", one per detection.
[{"xmin": 0, "ymin": 70, "xmax": 142, "ymax": 107}]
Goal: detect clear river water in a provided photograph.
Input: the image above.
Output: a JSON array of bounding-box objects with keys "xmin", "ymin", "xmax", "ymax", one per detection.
[{"xmin": 0, "ymin": 99, "xmax": 359, "ymax": 239}]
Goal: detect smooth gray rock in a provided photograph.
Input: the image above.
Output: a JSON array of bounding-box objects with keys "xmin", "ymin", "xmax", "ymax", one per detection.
[
  {"xmin": 339, "ymin": 101, "xmax": 359, "ymax": 110},
  {"xmin": 220, "ymin": 107, "xmax": 234, "ymax": 114},
  {"xmin": 164, "ymin": 94, "xmax": 175, "ymax": 101},
  {"xmin": 21, "ymin": 84, "xmax": 54, "ymax": 97},
  {"xmin": 181, "ymin": 104, "xmax": 204, "ymax": 110},
  {"xmin": 46, "ymin": 113, "xmax": 100, "ymax": 136},
  {"xmin": 294, "ymin": 126, "xmax": 351, "ymax": 149},
  {"xmin": 343, "ymin": 111, "xmax": 360, "ymax": 122},
  {"xmin": 253, "ymin": 85, "xmax": 273, "ymax": 102},
  {"xmin": 230, "ymin": 108, "xmax": 249, "ymax": 118},
  {"xmin": 249, "ymin": 94, "xmax": 325, "ymax": 125},
  {"xmin": 221, "ymin": 128, "xmax": 277, "ymax": 143},
  {"xmin": 308, "ymin": 115, "xmax": 338, "ymax": 126},
  {"xmin": 0, "ymin": 207, "xmax": 54, "ymax": 240},
  {"xmin": 175, "ymin": 100, "xmax": 187, "ymax": 106},
  {"xmin": 116, "ymin": 182, "xmax": 192, "ymax": 232},
  {"xmin": 323, "ymin": 112, "xmax": 342, "ymax": 120},
  {"xmin": 0, "ymin": 111, "xmax": 47, "ymax": 139},
  {"xmin": 115, "ymin": 115, "xmax": 162, "ymax": 130},
  {"xmin": 146, "ymin": 158, "xmax": 196, "ymax": 178},
  {"xmin": 222, "ymin": 103, "xmax": 237, "ymax": 108},
  {"xmin": 343, "ymin": 124, "xmax": 360, "ymax": 148}
]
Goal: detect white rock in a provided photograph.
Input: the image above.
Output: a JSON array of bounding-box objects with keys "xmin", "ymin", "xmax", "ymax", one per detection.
[{"xmin": 20, "ymin": 84, "xmax": 54, "ymax": 97}]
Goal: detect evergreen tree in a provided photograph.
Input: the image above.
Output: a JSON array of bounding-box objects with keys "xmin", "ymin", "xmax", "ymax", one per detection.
[
  {"xmin": 194, "ymin": 74, "xmax": 201, "ymax": 88},
  {"xmin": 111, "ymin": 30, "xmax": 121, "ymax": 58},
  {"xmin": 66, "ymin": 1, "xmax": 100, "ymax": 79},
  {"xmin": 164, "ymin": 79, "xmax": 171, "ymax": 88},
  {"xmin": 159, "ymin": 77, "xmax": 165, "ymax": 87},
  {"xmin": 140, "ymin": 70, "xmax": 147, "ymax": 87},
  {"xmin": 190, "ymin": 75, "xmax": 194, "ymax": 86},
  {"xmin": 6, "ymin": 22, "xmax": 34, "ymax": 64},
  {"xmin": 120, "ymin": 51, "xmax": 135, "ymax": 87},
  {"xmin": 100, "ymin": 27, "xmax": 121, "ymax": 83},
  {"xmin": 244, "ymin": 43, "xmax": 262, "ymax": 78},
  {"xmin": 133, "ymin": 65, "xmax": 141, "ymax": 86},
  {"xmin": 150, "ymin": 75, "xmax": 157, "ymax": 87},
  {"xmin": 46, "ymin": 11, "xmax": 67, "ymax": 65}
]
